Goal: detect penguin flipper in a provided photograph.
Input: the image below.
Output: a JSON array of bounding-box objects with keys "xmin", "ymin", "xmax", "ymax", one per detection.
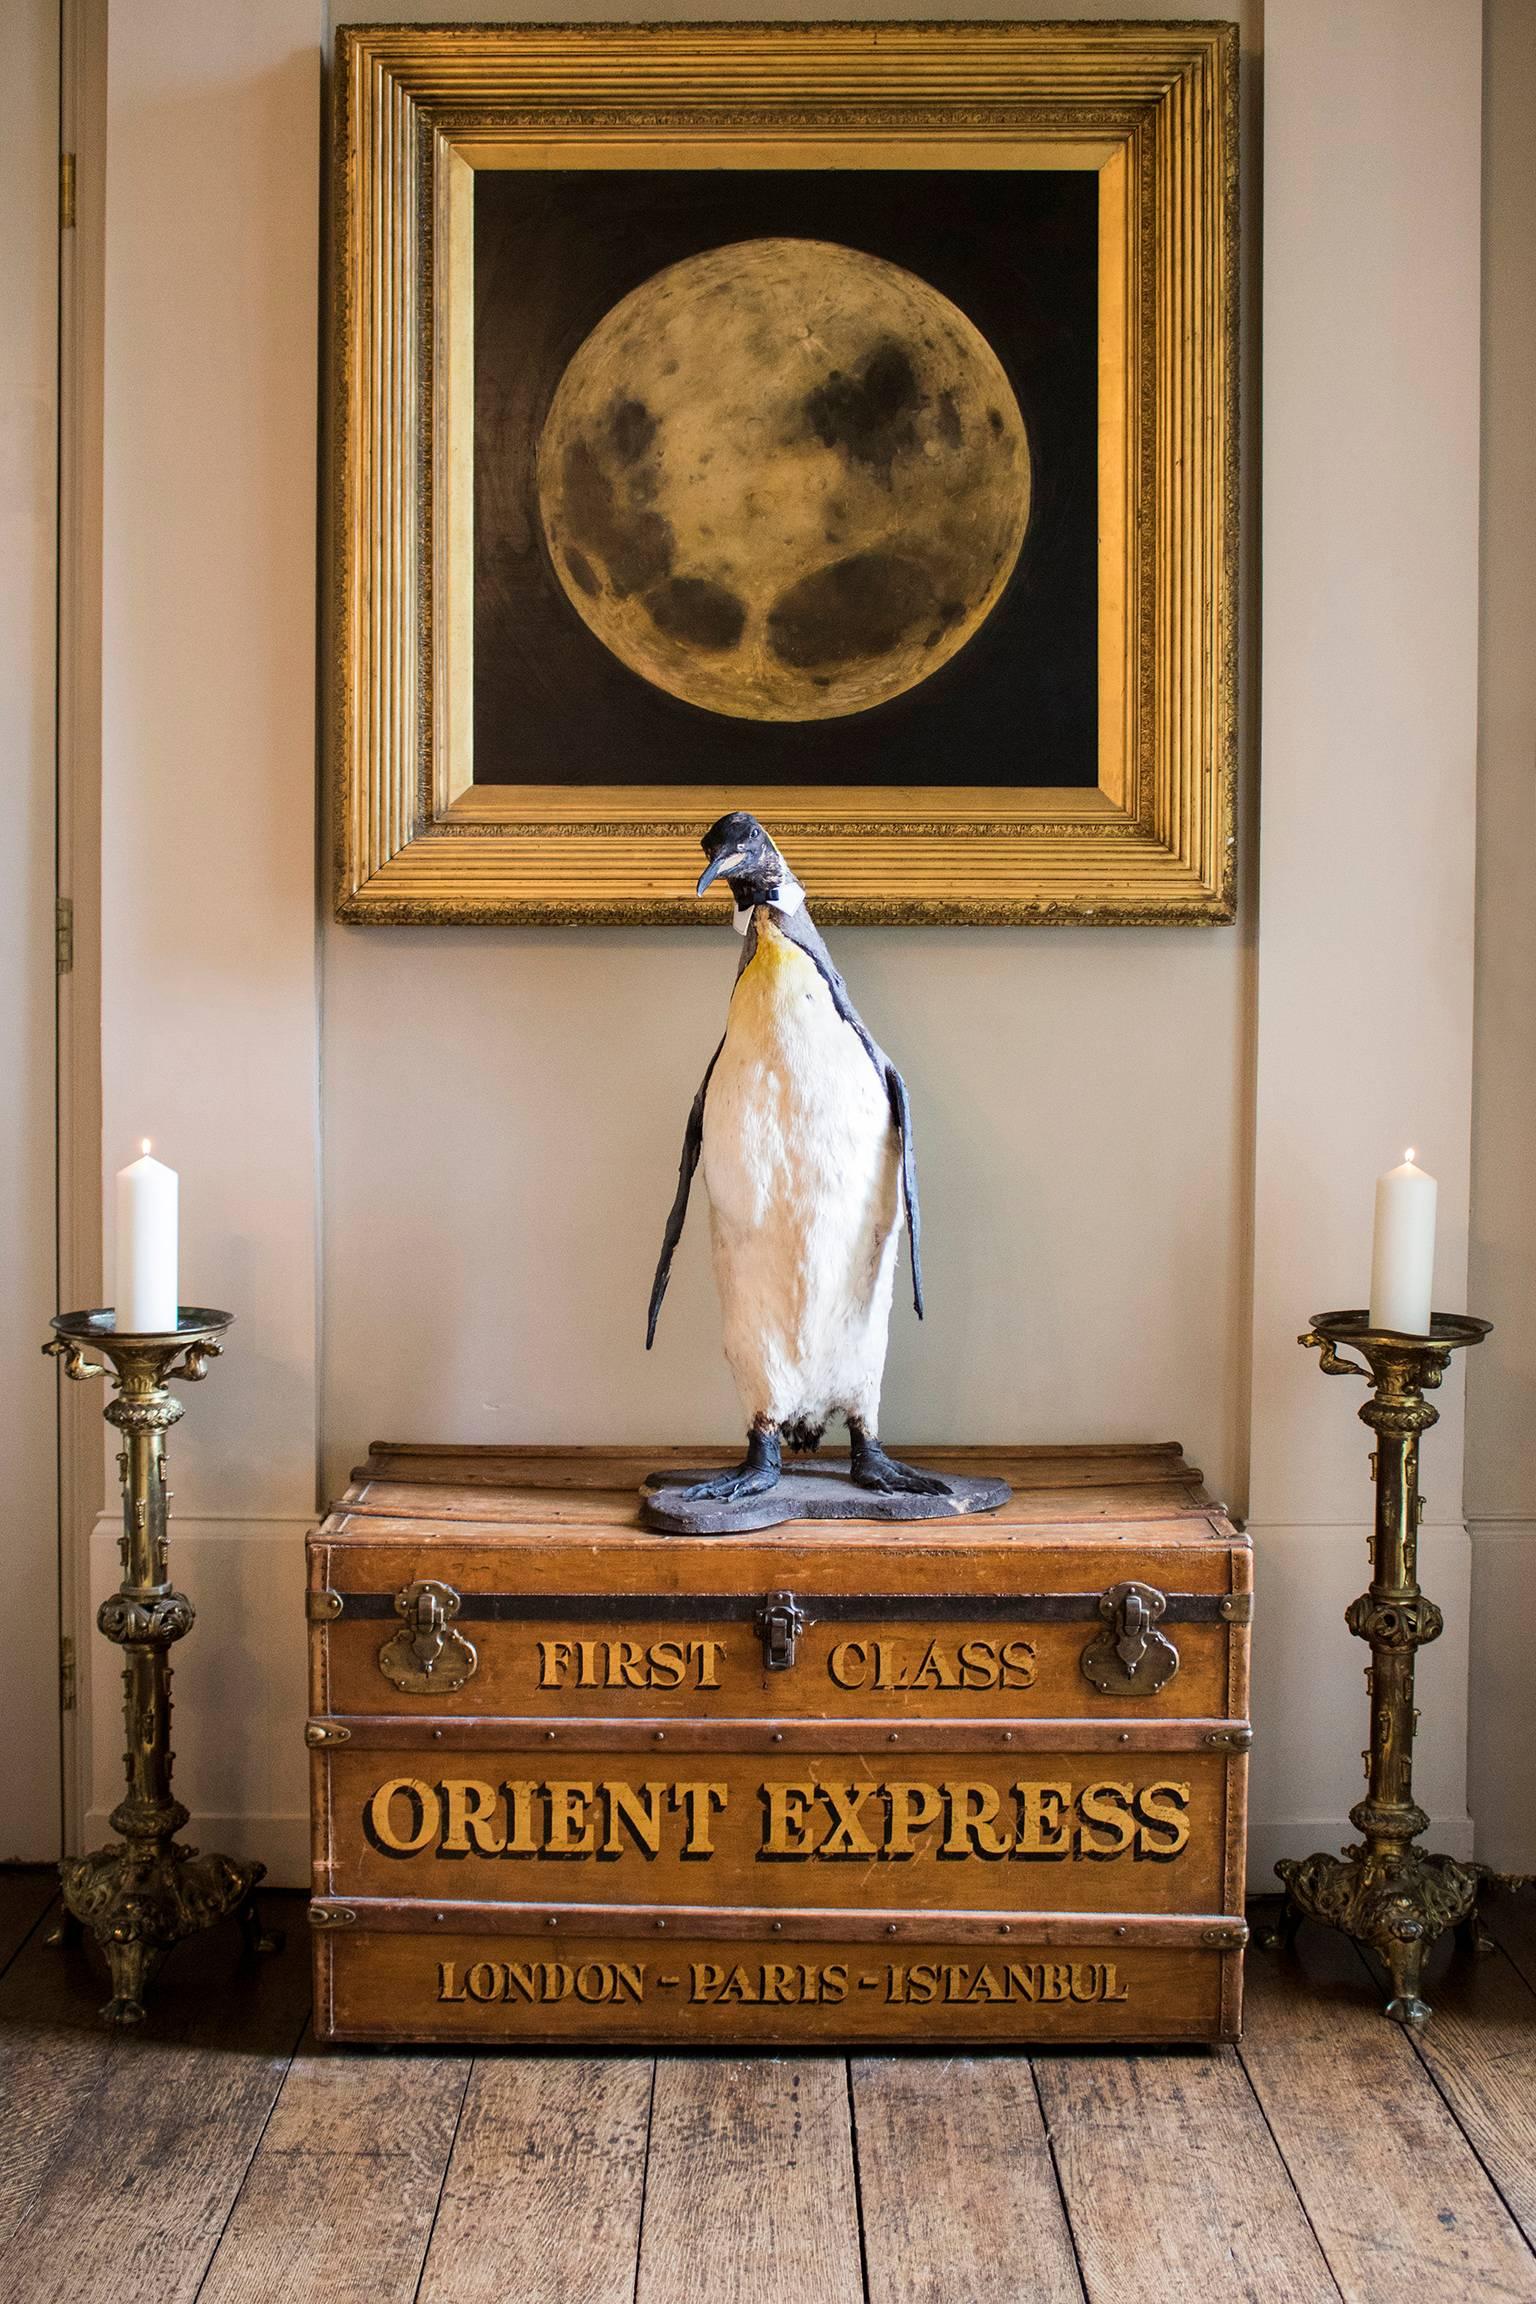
[
  {"xmin": 886, "ymin": 1061, "xmax": 924, "ymax": 1319},
  {"xmin": 646, "ymin": 1038, "xmax": 723, "ymax": 1348}
]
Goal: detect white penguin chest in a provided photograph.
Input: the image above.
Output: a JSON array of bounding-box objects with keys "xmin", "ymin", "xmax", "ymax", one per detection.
[
  {"xmin": 701, "ymin": 917, "xmax": 895, "ymax": 1231},
  {"xmin": 699, "ymin": 913, "xmax": 903, "ymax": 1429}
]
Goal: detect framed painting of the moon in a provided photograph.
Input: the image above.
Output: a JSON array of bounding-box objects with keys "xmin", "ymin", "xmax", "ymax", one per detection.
[
  {"xmin": 332, "ymin": 23, "xmax": 1237, "ymax": 925},
  {"xmin": 476, "ymin": 170, "xmax": 1095, "ymax": 789}
]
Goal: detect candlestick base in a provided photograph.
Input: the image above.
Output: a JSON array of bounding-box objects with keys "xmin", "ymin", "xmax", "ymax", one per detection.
[
  {"xmin": 45, "ymin": 1307, "xmax": 282, "ymax": 2024},
  {"xmin": 59, "ymin": 1840, "xmax": 269, "ymax": 2027},
  {"xmin": 1266, "ymin": 1309, "xmax": 1490, "ymax": 2026},
  {"xmin": 1272, "ymin": 1843, "xmax": 1481, "ymax": 2029}
]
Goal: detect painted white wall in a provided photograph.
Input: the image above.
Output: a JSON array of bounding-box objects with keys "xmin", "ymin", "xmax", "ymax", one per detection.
[
  {"xmin": 0, "ymin": 0, "xmax": 62, "ymax": 1860},
  {"xmin": 1246, "ymin": 0, "xmax": 1484, "ymax": 1872},
  {"xmin": 1467, "ymin": 0, "xmax": 1536, "ymax": 1875},
  {"xmin": 320, "ymin": 0, "xmax": 1260, "ymax": 1511},
  {"xmin": 322, "ymin": 928, "xmax": 1251, "ymax": 1500},
  {"xmin": 89, "ymin": 0, "xmax": 1498, "ymax": 1892},
  {"xmin": 92, "ymin": 0, "xmax": 322, "ymax": 1871}
]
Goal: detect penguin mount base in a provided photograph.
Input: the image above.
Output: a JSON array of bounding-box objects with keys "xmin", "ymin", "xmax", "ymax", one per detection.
[{"xmin": 639, "ymin": 1458, "xmax": 1012, "ymax": 1536}]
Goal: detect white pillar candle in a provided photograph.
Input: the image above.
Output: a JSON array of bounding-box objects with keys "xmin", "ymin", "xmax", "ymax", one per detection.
[
  {"xmin": 1369, "ymin": 1149, "xmax": 1437, "ymax": 1336},
  {"xmin": 115, "ymin": 1141, "xmax": 179, "ymax": 1332}
]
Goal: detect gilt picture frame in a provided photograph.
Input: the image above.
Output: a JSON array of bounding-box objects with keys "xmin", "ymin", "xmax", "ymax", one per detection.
[{"xmin": 331, "ymin": 21, "xmax": 1237, "ymax": 925}]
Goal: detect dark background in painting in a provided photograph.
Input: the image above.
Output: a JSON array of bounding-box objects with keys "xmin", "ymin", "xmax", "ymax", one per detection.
[{"xmin": 473, "ymin": 169, "xmax": 1098, "ymax": 788}]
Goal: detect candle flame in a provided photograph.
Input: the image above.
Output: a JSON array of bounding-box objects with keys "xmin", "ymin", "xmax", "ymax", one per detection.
[
  {"xmin": 1405, "ymin": 1147, "xmax": 1416, "ymax": 1165},
  {"xmin": 141, "ymin": 1138, "xmax": 151, "ymax": 1157}
]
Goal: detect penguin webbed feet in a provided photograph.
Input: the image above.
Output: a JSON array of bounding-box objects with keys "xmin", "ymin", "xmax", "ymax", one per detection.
[
  {"xmin": 677, "ymin": 1423, "xmax": 782, "ymax": 1503},
  {"xmin": 848, "ymin": 1423, "xmax": 953, "ymax": 1497}
]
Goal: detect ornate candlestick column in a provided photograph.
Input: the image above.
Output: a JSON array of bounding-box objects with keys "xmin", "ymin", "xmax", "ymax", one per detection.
[
  {"xmin": 45, "ymin": 1309, "xmax": 276, "ymax": 2024},
  {"xmin": 1270, "ymin": 1308, "xmax": 1490, "ymax": 2026}
]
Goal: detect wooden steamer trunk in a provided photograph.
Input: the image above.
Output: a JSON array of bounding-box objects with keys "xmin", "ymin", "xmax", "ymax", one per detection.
[{"xmin": 307, "ymin": 1444, "xmax": 1251, "ymax": 2046}]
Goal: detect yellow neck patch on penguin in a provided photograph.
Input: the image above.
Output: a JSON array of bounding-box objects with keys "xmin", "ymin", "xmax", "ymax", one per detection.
[{"xmin": 731, "ymin": 908, "xmax": 822, "ymax": 1021}]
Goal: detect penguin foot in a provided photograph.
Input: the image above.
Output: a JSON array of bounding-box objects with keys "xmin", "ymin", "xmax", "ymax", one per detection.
[
  {"xmin": 677, "ymin": 1424, "xmax": 782, "ymax": 1503},
  {"xmin": 848, "ymin": 1426, "xmax": 953, "ymax": 1497}
]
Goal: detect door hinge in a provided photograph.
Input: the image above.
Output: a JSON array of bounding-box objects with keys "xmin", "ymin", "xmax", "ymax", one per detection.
[
  {"xmin": 60, "ymin": 1634, "xmax": 77, "ymax": 1713},
  {"xmin": 55, "ymin": 897, "xmax": 74, "ymax": 975},
  {"xmin": 60, "ymin": 153, "xmax": 76, "ymax": 232}
]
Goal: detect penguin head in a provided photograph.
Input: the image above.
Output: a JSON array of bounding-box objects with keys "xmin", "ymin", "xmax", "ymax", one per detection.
[{"xmin": 695, "ymin": 813, "xmax": 802, "ymax": 913}]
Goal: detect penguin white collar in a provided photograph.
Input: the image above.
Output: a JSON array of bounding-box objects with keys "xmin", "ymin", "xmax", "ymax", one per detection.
[{"xmin": 734, "ymin": 878, "xmax": 805, "ymax": 934}]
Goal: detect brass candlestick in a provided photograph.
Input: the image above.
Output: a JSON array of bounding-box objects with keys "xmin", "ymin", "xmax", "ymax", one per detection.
[
  {"xmin": 1269, "ymin": 1308, "xmax": 1491, "ymax": 2026},
  {"xmin": 45, "ymin": 1308, "xmax": 277, "ymax": 2024}
]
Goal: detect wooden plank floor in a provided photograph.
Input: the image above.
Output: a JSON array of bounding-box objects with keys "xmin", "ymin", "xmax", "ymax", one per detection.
[{"xmin": 4, "ymin": 1871, "xmax": 1536, "ymax": 2303}]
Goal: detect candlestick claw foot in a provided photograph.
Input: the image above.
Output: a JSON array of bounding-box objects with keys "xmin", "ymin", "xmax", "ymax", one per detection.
[
  {"xmin": 1276, "ymin": 1845, "xmax": 1479, "ymax": 2026},
  {"xmin": 239, "ymin": 1891, "xmax": 284, "ymax": 1958},
  {"xmin": 1257, "ymin": 1896, "xmax": 1302, "ymax": 1955},
  {"xmin": 60, "ymin": 1841, "xmax": 266, "ymax": 2026},
  {"xmin": 1456, "ymin": 1867, "xmax": 1503, "ymax": 1956}
]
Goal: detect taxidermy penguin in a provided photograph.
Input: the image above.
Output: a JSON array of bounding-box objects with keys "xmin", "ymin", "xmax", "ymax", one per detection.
[{"xmin": 647, "ymin": 812, "xmax": 950, "ymax": 1505}]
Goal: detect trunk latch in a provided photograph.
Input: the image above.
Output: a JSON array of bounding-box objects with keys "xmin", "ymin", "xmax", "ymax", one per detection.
[
  {"xmin": 755, "ymin": 1591, "xmax": 807, "ymax": 1671},
  {"xmin": 378, "ymin": 1578, "xmax": 478, "ymax": 1694},
  {"xmin": 1080, "ymin": 1580, "xmax": 1179, "ymax": 1697}
]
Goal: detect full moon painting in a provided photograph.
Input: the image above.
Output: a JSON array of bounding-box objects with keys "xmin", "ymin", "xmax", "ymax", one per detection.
[
  {"xmin": 474, "ymin": 168, "xmax": 1098, "ymax": 788},
  {"xmin": 535, "ymin": 239, "xmax": 1031, "ymax": 723}
]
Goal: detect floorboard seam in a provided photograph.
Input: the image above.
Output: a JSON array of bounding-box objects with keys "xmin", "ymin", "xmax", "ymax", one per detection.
[
  {"xmin": 0, "ymin": 1879, "xmax": 60, "ymax": 1984},
  {"xmin": 1380, "ymin": 1946, "xmax": 1536, "ymax": 2265},
  {"xmin": 1489, "ymin": 1902, "xmax": 1536, "ymax": 1996},
  {"xmin": 1232, "ymin": 2017, "xmax": 1349, "ymax": 2303},
  {"xmin": 411, "ymin": 2054, "xmax": 476, "ymax": 2303},
  {"xmin": 844, "ymin": 2060, "xmax": 873, "ymax": 2304},
  {"xmin": 0, "ymin": 1922, "xmax": 137, "ymax": 2257},
  {"xmin": 1026, "ymin": 2059, "xmax": 1088, "ymax": 2303},
  {"xmin": 190, "ymin": 1996, "xmax": 315, "ymax": 2301},
  {"xmin": 630, "ymin": 2058, "xmax": 659, "ymax": 2304}
]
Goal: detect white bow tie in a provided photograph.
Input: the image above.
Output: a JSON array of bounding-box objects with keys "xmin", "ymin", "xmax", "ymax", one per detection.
[{"xmin": 734, "ymin": 879, "xmax": 805, "ymax": 934}]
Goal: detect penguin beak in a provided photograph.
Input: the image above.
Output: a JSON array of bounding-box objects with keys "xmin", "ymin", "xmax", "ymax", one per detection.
[{"xmin": 696, "ymin": 850, "xmax": 745, "ymax": 897}]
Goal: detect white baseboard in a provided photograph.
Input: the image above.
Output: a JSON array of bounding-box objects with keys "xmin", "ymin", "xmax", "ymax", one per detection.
[
  {"xmin": 80, "ymin": 1807, "xmax": 311, "ymax": 1892},
  {"xmin": 1468, "ymin": 1517, "xmax": 1536, "ymax": 1873},
  {"xmin": 1246, "ymin": 1811, "xmax": 1475, "ymax": 1894}
]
